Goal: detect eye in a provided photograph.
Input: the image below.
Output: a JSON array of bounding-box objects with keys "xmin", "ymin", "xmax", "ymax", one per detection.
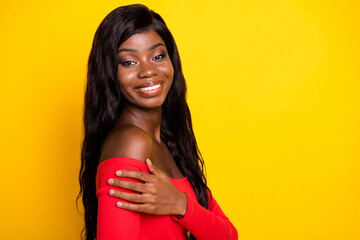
[
  {"xmin": 153, "ymin": 53, "xmax": 166, "ymax": 61},
  {"xmin": 119, "ymin": 61, "xmax": 136, "ymax": 67}
]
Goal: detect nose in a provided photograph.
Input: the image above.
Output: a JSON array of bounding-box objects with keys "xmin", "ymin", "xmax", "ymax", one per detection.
[{"xmin": 138, "ymin": 61, "xmax": 158, "ymax": 78}]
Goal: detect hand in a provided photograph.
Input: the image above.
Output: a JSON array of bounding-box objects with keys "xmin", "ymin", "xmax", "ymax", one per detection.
[{"xmin": 107, "ymin": 158, "xmax": 187, "ymax": 218}]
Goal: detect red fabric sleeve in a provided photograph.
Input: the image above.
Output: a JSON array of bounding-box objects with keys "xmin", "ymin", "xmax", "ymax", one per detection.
[
  {"xmin": 96, "ymin": 157, "xmax": 149, "ymax": 240},
  {"xmin": 172, "ymin": 192, "xmax": 238, "ymax": 240},
  {"xmin": 96, "ymin": 157, "xmax": 237, "ymax": 240}
]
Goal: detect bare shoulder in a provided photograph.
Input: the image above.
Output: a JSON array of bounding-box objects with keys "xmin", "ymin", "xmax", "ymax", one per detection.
[{"xmin": 99, "ymin": 125, "xmax": 153, "ymax": 164}]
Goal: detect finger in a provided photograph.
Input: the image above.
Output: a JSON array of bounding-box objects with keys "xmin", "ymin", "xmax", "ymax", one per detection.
[
  {"xmin": 109, "ymin": 189, "xmax": 146, "ymax": 203},
  {"xmin": 146, "ymin": 158, "xmax": 167, "ymax": 177},
  {"xmin": 116, "ymin": 201, "xmax": 154, "ymax": 214},
  {"xmin": 108, "ymin": 178, "xmax": 147, "ymax": 193},
  {"xmin": 115, "ymin": 170, "xmax": 155, "ymax": 182},
  {"xmin": 145, "ymin": 158, "xmax": 155, "ymax": 173}
]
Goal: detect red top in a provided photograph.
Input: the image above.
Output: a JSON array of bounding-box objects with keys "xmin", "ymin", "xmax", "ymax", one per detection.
[{"xmin": 96, "ymin": 157, "xmax": 238, "ymax": 240}]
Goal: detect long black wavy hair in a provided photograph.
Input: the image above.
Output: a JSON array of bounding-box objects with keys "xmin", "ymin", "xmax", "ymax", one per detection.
[{"xmin": 77, "ymin": 4, "xmax": 211, "ymax": 240}]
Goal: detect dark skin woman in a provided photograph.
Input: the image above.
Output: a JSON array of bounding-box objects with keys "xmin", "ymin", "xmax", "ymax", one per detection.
[
  {"xmin": 78, "ymin": 4, "xmax": 237, "ymax": 240},
  {"xmin": 100, "ymin": 30, "xmax": 188, "ymax": 217}
]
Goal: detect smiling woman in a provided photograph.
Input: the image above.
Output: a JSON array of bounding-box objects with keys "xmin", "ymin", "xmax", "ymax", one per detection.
[
  {"xmin": 78, "ymin": 4, "xmax": 238, "ymax": 240},
  {"xmin": 116, "ymin": 31, "xmax": 174, "ymax": 109}
]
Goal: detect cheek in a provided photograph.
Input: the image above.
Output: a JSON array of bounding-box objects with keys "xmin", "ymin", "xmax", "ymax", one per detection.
[
  {"xmin": 169, "ymin": 65, "xmax": 174, "ymax": 81},
  {"xmin": 117, "ymin": 69, "xmax": 135, "ymax": 88},
  {"xmin": 169, "ymin": 66, "xmax": 174, "ymax": 88},
  {"xmin": 164, "ymin": 61, "xmax": 174, "ymax": 83}
]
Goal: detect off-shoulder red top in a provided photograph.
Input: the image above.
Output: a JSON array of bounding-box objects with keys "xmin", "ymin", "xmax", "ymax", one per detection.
[{"xmin": 96, "ymin": 157, "xmax": 238, "ymax": 240}]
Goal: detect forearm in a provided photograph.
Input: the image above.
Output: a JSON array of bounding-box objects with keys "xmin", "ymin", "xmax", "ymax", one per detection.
[{"xmin": 172, "ymin": 194, "xmax": 238, "ymax": 240}]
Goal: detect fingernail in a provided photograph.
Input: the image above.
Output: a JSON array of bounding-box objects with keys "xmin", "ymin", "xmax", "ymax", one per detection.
[
  {"xmin": 109, "ymin": 189, "xmax": 115, "ymax": 196},
  {"xmin": 116, "ymin": 170, "xmax": 122, "ymax": 176},
  {"xmin": 117, "ymin": 202, "xmax": 123, "ymax": 207},
  {"xmin": 147, "ymin": 159, "xmax": 152, "ymax": 165},
  {"xmin": 108, "ymin": 178, "xmax": 114, "ymax": 185}
]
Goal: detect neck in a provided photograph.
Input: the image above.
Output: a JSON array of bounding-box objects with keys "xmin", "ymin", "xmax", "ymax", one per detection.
[{"xmin": 117, "ymin": 104, "xmax": 162, "ymax": 143}]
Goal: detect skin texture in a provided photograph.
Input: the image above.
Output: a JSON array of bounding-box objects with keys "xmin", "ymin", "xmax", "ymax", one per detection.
[{"xmin": 99, "ymin": 30, "xmax": 187, "ymax": 218}]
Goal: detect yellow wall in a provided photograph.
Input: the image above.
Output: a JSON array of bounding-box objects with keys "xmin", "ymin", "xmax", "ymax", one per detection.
[{"xmin": 0, "ymin": 0, "xmax": 359, "ymax": 239}]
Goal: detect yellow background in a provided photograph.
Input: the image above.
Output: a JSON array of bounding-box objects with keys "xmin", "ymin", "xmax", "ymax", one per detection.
[{"xmin": 0, "ymin": 0, "xmax": 359, "ymax": 239}]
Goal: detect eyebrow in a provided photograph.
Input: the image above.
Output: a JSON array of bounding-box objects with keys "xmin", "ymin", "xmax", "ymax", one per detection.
[{"xmin": 118, "ymin": 43, "xmax": 165, "ymax": 53}]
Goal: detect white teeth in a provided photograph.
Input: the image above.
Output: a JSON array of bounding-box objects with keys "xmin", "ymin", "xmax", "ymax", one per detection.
[{"xmin": 139, "ymin": 84, "xmax": 161, "ymax": 91}]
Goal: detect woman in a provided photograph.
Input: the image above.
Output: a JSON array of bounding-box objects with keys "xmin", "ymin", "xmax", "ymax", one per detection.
[{"xmin": 78, "ymin": 4, "xmax": 238, "ymax": 240}]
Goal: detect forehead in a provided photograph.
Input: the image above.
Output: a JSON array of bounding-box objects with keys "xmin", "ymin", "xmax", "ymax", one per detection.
[{"xmin": 118, "ymin": 30, "xmax": 165, "ymax": 50}]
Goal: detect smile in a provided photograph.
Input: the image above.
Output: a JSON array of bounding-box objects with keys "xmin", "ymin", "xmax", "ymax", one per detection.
[
  {"xmin": 138, "ymin": 84, "xmax": 161, "ymax": 92},
  {"xmin": 136, "ymin": 82, "xmax": 163, "ymax": 96}
]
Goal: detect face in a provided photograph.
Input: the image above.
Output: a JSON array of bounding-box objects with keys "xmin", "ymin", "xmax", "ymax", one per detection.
[{"xmin": 116, "ymin": 30, "xmax": 174, "ymax": 110}]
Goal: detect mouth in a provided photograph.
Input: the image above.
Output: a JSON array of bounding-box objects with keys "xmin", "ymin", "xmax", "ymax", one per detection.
[{"xmin": 136, "ymin": 81, "xmax": 164, "ymax": 96}]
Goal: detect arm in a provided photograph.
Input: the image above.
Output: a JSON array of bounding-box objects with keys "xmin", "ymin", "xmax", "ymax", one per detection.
[
  {"xmin": 172, "ymin": 193, "xmax": 238, "ymax": 240},
  {"xmin": 99, "ymin": 126, "xmax": 237, "ymax": 239},
  {"xmin": 97, "ymin": 158, "xmax": 146, "ymax": 240},
  {"xmin": 96, "ymin": 126, "xmax": 153, "ymax": 240},
  {"xmin": 105, "ymin": 158, "xmax": 238, "ymax": 240}
]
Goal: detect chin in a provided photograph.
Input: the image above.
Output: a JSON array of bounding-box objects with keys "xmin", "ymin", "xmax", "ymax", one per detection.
[
  {"xmin": 139, "ymin": 97, "xmax": 167, "ymax": 109},
  {"xmin": 151, "ymin": 98, "xmax": 167, "ymax": 107}
]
